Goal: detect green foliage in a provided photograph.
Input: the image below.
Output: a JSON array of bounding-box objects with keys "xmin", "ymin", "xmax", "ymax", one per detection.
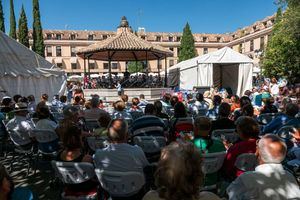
[
  {"xmin": 178, "ymin": 23, "xmax": 197, "ymax": 62},
  {"xmin": 18, "ymin": 5, "xmax": 29, "ymax": 48},
  {"xmin": 262, "ymin": 4, "xmax": 300, "ymax": 83},
  {"xmin": 32, "ymin": 0, "xmax": 44, "ymax": 57},
  {"xmin": 127, "ymin": 61, "xmax": 144, "ymax": 73},
  {"xmin": 9, "ymin": 0, "xmax": 16, "ymax": 39},
  {"xmin": 0, "ymin": 0, "xmax": 5, "ymax": 32}
]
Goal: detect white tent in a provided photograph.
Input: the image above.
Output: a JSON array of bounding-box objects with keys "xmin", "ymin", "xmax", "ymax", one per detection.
[
  {"xmin": 168, "ymin": 47, "xmax": 253, "ymax": 96},
  {"xmin": 0, "ymin": 31, "xmax": 66, "ymax": 99}
]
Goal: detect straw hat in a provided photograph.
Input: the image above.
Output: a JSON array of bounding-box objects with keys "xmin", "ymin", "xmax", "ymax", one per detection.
[{"xmin": 14, "ymin": 102, "xmax": 28, "ymax": 112}]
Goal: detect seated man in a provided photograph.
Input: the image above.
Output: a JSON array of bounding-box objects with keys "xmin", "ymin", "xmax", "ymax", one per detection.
[
  {"xmin": 94, "ymin": 119, "xmax": 149, "ymax": 173},
  {"xmin": 6, "ymin": 103, "xmax": 34, "ymax": 148},
  {"xmin": 192, "ymin": 93, "xmax": 209, "ymax": 117},
  {"xmin": 84, "ymin": 97, "xmax": 108, "ymax": 120},
  {"xmin": 211, "ymin": 102, "xmax": 236, "ymax": 132},
  {"xmin": 263, "ymin": 103, "xmax": 299, "ymax": 134},
  {"xmin": 221, "ymin": 116, "xmax": 259, "ymax": 181},
  {"xmin": 227, "ymin": 134, "xmax": 300, "ymax": 200},
  {"xmin": 131, "ymin": 104, "xmax": 167, "ymax": 137},
  {"xmin": 193, "ymin": 117, "xmax": 226, "ymax": 186}
]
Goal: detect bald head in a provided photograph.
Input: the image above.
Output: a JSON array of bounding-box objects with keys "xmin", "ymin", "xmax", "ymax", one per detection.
[
  {"xmin": 108, "ymin": 119, "xmax": 128, "ymax": 143},
  {"xmin": 257, "ymin": 134, "xmax": 287, "ymax": 164}
]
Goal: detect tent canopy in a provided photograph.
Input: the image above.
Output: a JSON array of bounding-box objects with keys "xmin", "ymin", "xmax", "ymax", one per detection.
[
  {"xmin": 168, "ymin": 47, "xmax": 253, "ymax": 96},
  {"xmin": 0, "ymin": 31, "xmax": 66, "ymax": 99}
]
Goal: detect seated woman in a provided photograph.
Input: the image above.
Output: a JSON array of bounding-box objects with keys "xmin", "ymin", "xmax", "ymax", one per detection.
[
  {"xmin": 57, "ymin": 125, "xmax": 92, "ymax": 163},
  {"xmin": 221, "ymin": 116, "xmax": 259, "ymax": 181},
  {"xmin": 0, "ymin": 164, "xmax": 33, "ymax": 200},
  {"xmin": 143, "ymin": 142, "xmax": 221, "ymax": 200},
  {"xmin": 170, "ymin": 102, "xmax": 191, "ymax": 141}
]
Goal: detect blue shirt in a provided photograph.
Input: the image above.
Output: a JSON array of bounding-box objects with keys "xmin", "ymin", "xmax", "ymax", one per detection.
[{"xmin": 263, "ymin": 114, "xmax": 300, "ymax": 134}]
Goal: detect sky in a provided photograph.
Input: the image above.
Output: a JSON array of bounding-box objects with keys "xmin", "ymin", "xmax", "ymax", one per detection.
[{"xmin": 3, "ymin": 0, "xmax": 279, "ymax": 34}]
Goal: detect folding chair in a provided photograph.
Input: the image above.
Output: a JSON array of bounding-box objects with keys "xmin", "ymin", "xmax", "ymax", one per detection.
[
  {"xmin": 95, "ymin": 169, "xmax": 145, "ymax": 199},
  {"xmin": 234, "ymin": 153, "xmax": 257, "ymax": 172},
  {"xmin": 51, "ymin": 161, "xmax": 97, "ymax": 200},
  {"xmin": 277, "ymin": 125, "xmax": 296, "ymax": 140},
  {"xmin": 211, "ymin": 129, "xmax": 238, "ymax": 144},
  {"xmin": 86, "ymin": 136, "xmax": 109, "ymax": 152},
  {"xmin": 257, "ymin": 113, "xmax": 278, "ymax": 125}
]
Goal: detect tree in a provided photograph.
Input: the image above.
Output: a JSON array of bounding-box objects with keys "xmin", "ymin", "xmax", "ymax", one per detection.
[
  {"xmin": 0, "ymin": 0, "xmax": 5, "ymax": 32},
  {"xmin": 9, "ymin": 0, "xmax": 16, "ymax": 39},
  {"xmin": 18, "ymin": 5, "xmax": 29, "ymax": 47},
  {"xmin": 32, "ymin": 0, "xmax": 44, "ymax": 57},
  {"xmin": 262, "ymin": 1, "xmax": 300, "ymax": 83},
  {"xmin": 178, "ymin": 23, "xmax": 197, "ymax": 62},
  {"xmin": 127, "ymin": 61, "xmax": 144, "ymax": 73}
]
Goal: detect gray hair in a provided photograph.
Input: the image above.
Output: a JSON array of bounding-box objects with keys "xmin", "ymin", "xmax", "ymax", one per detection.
[{"xmin": 258, "ymin": 134, "xmax": 287, "ymax": 164}]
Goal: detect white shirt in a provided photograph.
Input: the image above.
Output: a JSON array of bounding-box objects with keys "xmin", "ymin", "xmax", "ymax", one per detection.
[
  {"xmin": 270, "ymin": 83, "xmax": 279, "ymax": 96},
  {"xmin": 35, "ymin": 118, "xmax": 58, "ymax": 132},
  {"xmin": 94, "ymin": 143, "xmax": 149, "ymax": 173},
  {"xmin": 6, "ymin": 115, "xmax": 34, "ymax": 145},
  {"xmin": 227, "ymin": 163, "xmax": 300, "ymax": 200}
]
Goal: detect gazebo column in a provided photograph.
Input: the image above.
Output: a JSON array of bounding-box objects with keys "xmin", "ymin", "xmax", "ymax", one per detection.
[
  {"xmin": 83, "ymin": 54, "xmax": 87, "ymax": 88},
  {"xmin": 87, "ymin": 56, "xmax": 91, "ymax": 83},
  {"xmin": 145, "ymin": 51, "xmax": 149, "ymax": 87},
  {"xmin": 164, "ymin": 55, "xmax": 167, "ymax": 87},
  {"xmin": 108, "ymin": 51, "xmax": 112, "ymax": 89},
  {"xmin": 157, "ymin": 58, "xmax": 161, "ymax": 85}
]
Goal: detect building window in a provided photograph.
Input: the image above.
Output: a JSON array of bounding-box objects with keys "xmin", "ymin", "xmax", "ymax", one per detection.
[
  {"xmin": 158, "ymin": 60, "xmax": 162, "ymax": 69},
  {"xmin": 88, "ymin": 35, "xmax": 94, "ymax": 40},
  {"xmin": 177, "ymin": 48, "xmax": 180, "ymax": 56},
  {"xmin": 169, "ymin": 59, "xmax": 174, "ymax": 67},
  {"xmin": 260, "ymin": 37, "xmax": 265, "ymax": 50},
  {"xmin": 56, "ymin": 46, "xmax": 62, "ymax": 57},
  {"xmin": 56, "ymin": 63, "xmax": 63, "ymax": 68},
  {"xmin": 253, "ymin": 26, "xmax": 257, "ymax": 32},
  {"xmin": 168, "ymin": 36, "xmax": 173, "ymax": 42},
  {"xmin": 239, "ymin": 43, "xmax": 243, "ymax": 53},
  {"xmin": 203, "ymin": 37, "xmax": 207, "ymax": 42},
  {"xmin": 169, "ymin": 47, "xmax": 174, "ymax": 52},
  {"xmin": 71, "ymin": 63, "xmax": 77, "ymax": 69},
  {"xmin": 71, "ymin": 46, "xmax": 76, "ymax": 57},
  {"xmin": 203, "ymin": 48, "xmax": 208, "ymax": 54},
  {"xmin": 70, "ymin": 34, "xmax": 76, "ymax": 40},
  {"xmin": 112, "ymin": 62, "xmax": 118, "ymax": 69},
  {"xmin": 102, "ymin": 35, "xmax": 107, "ymax": 40},
  {"xmin": 46, "ymin": 34, "xmax": 52, "ymax": 40},
  {"xmin": 250, "ymin": 40, "xmax": 254, "ymax": 52},
  {"xmin": 156, "ymin": 36, "xmax": 161, "ymax": 42},
  {"xmin": 103, "ymin": 63, "xmax": 109, "ymax": 70},
  {"xmin": 176, "ymin": 36, "xmax": 181, "ymax": 42},
  {"xmin": 89, "ymin": 62, "xmax": 96, "ymax": 69},
  {"xmin": 141, "ymin": 36, "xmax": 146, "ymax": 40},
  {"xmin": 56, "ymin": 34, "xmax": 62, "ymax": 40},
  {"xmin": 46, "ymin": 46, "xmax": 52, "ymax": 57},
  {"xmin": 217, "ymin": 37, "xmax": 221, "ymax": 42}
]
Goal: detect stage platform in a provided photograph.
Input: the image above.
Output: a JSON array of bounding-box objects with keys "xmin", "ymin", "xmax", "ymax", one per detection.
[{"xmin": 83, "ymin": 87, "xmax": 170, "ymax": 102}]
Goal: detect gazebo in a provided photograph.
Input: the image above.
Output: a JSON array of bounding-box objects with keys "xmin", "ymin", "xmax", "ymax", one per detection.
[{"xmin": 76, "ymin": 16, "xmax": 173, "ymax": 88}]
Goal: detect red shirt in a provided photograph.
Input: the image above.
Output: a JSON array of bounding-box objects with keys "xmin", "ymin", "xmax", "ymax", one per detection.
[{"xmin": 222, "ymin": 138, "xmax": 257, "ymax": 180}]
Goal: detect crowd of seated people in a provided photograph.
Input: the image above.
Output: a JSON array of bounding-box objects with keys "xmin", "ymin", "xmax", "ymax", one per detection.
[{"xmin": 0, "ymin": 79, "xmax": 299, "ymax": 199}]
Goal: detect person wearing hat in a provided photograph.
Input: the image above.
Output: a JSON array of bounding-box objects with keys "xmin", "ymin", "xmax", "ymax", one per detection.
[
  {"xmin": 0, "ymin": 96, "xmax": 13, "ymax": 114},
  {"xmin": 6, "ymin": 103, "xmax": 34, "ymax": 148}
]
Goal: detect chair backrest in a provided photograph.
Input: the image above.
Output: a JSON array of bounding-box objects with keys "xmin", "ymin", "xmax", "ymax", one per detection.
[
  {"xmin": 133, "ymin": 136, "xmax": 166, "ymax": 154},
  {"xmin": 257, "ymin": 113, "xmax": 277, "ymax": 125},
  {"xmin": 202, "ymin": 151, "xmax": 226, "ymax": 174},
  {"xmin": 85, "ymin": 119, "xmax": 101, "ymax": 131},
  {"xmin": 32, "ymin": 129, "xmax": 58, "ymax": 143},
  {"xmin": 276, "ymin": 125, "xmax": 296, "ymax": 139},
  {"xmin": 234, "ymin": 153, "xmax": 257, "ymax": 172},
  {"xmin": 31, "ymin": 118, "xmax": 39, "ymax": 127},
  {"xmin": 212, "ymin": 129, "xmax": 238, "ymax": 143},
  {"xmin": 86, "ymin": 136, "xmax": 109, "ymax": 151},
  {"xmin": 95, "ymin": 169, "xmax": 145, "ymax": 197},
  {"xmin": 129, "ymin": 111, "xmax": 144, "ymax": 121},
  {"xmin": 51, "ymin": 161, "xmax": 95, "ymax": 184},
  {"xmin": 6, "ymin": 128, "xmax": 31, "ymax": 146},
  {"xmin": 124, "ymin": 118, "xmax": 133, "ymax": 127}
]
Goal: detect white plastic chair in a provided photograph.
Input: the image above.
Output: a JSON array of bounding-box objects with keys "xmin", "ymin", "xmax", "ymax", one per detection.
[
  {"xmin": 86, "ymin": 136, "xmax": 109, "ymax": 151},
  {"xmin": 85, "ymin": 119, "xmax": 101, "ymax": 131},
  {"xmin": 32, "ymin": 129, "xmax": 58, "ymax": 143},
  {"xmin": 276, "ymin": 125, "xmax": 296, "ymax": 139},
  {"xmin": 51, "ymin": 161, "xmax": 97, "ymax": 199},
  {"xmin": 234, "ymin": 153, "xmax": 257, "ymax": 171},
  {"xmin": 257, "ymin": 113, "xmax": 277, "ymax": 125},
  {"xmin": 202, "ymin": 151, "xmax": 226, "ymax": 174},
  {"xmin": 211, "ymin": 129, "xmax": 238, "ymax": 144},
  {"xmin": 95, "ymin": 169, "xmax": 145, "ymax": 197},
  {"xmin": 133, "ymin": 136, "xmax": 166, "ymax": 154}
]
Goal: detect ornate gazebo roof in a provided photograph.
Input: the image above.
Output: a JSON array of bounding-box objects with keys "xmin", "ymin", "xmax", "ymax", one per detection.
[{"xmin": 76, "ymin": 16, "xmax": 173, "ymax": 61}]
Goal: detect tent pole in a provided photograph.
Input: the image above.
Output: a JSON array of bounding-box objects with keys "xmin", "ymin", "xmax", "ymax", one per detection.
[{"xmin": 157, "ymin": 58, "xmax": 160, "ymax": 84}]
